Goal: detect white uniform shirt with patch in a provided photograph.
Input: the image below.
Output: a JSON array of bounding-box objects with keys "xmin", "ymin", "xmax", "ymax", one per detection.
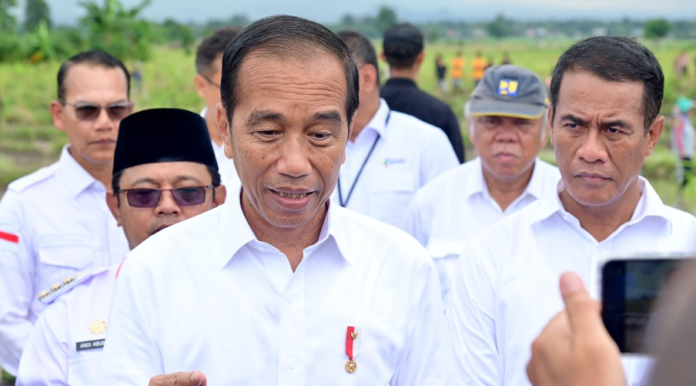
[
  {"xmin": 201, "ymin": 107, "xmax": 242, "ymax": 195},
  {"xmin": 0, "ymin": 147, "xmax": 128, "ymax": 375},
  {"xmin": 446, "ymin": 178, "xmax": 696, "ymax": 386},
  {"xmin": 404, "ymin": 158, "xmax": 560, "ymax": 302},
  {"xmin": 333, "ymin": 99, "xmax": 458, "ymax": 229},
  {"xmin": 98, "ymin": 196, "xmax": 451, "ymax": 385},
  {"xmin": 16, "ymin": 265, "xmax": 117, "ymax": 385}
]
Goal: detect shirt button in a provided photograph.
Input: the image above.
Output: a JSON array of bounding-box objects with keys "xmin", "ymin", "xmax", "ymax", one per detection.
[{"xmin": 287, "ymin": 359, "xmax": 296, "ymax": 369}]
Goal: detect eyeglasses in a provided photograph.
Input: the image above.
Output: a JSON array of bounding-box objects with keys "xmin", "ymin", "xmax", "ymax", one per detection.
[
  {"xmin": 117, "ymin": 186, "xmax": 214, "ymax": 208},
  {"xmin": 198, "ymin": 73, "xmax": 220, "ymax": 88},
  {"xmin": 60, "ymin": 100, "xmax": 134, "ymax": 121}
]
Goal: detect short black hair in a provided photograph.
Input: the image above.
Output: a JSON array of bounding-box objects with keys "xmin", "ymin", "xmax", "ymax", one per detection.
[
  {"xmin": 111, "ymin": 166, "xmax": 222, "ymax": 202},
  {"xmin": 337, "ymin": 30, "xmax": 380, "ymax": 87},
  {"xmin": 195, "ymin": 26, "xmax": 243, "ymax": 75},
  {"xmin": 550, "ymin": 36, "xmax": 664, "ymax": 132},
  {"xmin": 220, "ymin": 15, "xmax": 359, "ymax": 128},
  {"xmin": 57, "ymin": 50, "xmax": 131, "ymax": 101}
]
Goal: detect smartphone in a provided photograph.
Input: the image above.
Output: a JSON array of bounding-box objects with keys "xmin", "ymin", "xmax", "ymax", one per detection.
[{"xmin": 601, "ymin": 257, "xmax": 690, "ymax": 354}]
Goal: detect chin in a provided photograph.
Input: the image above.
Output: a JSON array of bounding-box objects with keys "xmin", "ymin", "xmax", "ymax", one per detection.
[{"xmin": 566, "ymin": 187, "xmax": 618, "ymax": 207}]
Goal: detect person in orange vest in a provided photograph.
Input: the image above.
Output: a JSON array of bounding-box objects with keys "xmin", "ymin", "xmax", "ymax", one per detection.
[
  {"xmin": 472, "ymin": 50, "xmax": 487, "ymax": 88},
  {"xmin": 451, "ymin": 50, "xmax": 465, "ymax": 94}
]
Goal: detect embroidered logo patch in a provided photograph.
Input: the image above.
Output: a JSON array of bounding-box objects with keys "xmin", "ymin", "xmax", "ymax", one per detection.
[
  {"xmin": 383, "ymin": 158, "xmax": 406, "ymax": 167},
  {"xmin": 498, "ymin": 79, "xmax": 519, "ymax": 96}
]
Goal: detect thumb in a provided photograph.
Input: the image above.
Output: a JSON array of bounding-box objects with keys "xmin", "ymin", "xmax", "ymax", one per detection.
[
  {"xmin": 190, "ymin": 370, "xmax": 208, "ymax": 386},
  {"xmin": 559, "ymin": 272, "xmax": 603, "ymax": 338}
]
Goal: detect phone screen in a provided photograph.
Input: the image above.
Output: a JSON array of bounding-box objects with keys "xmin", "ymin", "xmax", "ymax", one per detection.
[{"xmin": 602, "ymin": 258, "xmax": 684, "ymax": 354}]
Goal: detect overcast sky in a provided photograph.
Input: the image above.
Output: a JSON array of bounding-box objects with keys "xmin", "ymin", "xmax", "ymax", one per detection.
[{"xmin": 24, "ymin": 0, "xmax": 696, "ymax": 25}]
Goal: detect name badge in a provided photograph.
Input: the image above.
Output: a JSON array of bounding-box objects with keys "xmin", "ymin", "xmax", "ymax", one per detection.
[{"xmin": 76, "ymin": 339, "xmax": 105, "ymax": 352}]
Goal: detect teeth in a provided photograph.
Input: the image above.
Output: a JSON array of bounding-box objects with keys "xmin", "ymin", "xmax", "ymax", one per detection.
[{"xmin": 277, "ymin": 192, "xmax": 307, "ymax": 199}]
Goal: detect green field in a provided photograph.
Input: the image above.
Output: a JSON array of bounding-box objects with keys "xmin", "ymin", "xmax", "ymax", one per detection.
[{"xmin": 0, "ymin": 39, "xmax": 695, "ymax": 212}]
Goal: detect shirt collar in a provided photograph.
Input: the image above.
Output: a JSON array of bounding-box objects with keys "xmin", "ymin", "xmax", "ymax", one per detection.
[
  {"xmin": 360, "ymin": 99, "xmax": 391, "ymax": 140},
  {"xmin": 57, "ymin": 145, "xmax": 103, "ymax": 198},
  {"xmin": 384, "ymin": 78, "xmax": 418, "ymax": 89},
  {"xmin": 217, "ymin": 193, "xmax": 353, "ymax": 268},
  {"xmin": 531, "ymin": 176, "xmax": 673, "ymax": 232},
  {"xmin": 463, "ymin": 158, "xmax": 547, "ymax": 200}
]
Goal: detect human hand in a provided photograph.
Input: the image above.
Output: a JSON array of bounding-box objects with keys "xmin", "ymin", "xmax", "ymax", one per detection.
[
  {"xmin": 526, "ymin": 272, "xmax": 626, "ymax": 386},
  {"xmin": 149, "ymin": 370, "xmax": 207, "ymax": 386}
]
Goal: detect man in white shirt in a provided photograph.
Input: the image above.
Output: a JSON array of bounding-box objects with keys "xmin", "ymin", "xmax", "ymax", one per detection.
[
  {"xmin": 405, "ymin": 65, "xmax": 560, "ymax": 302},
  {"xmin": 15, "ymin": 108, "xmax": 226, "ymax": 385},
  {"xmin": 194, "ymin": 26, "xmax": 243, "ymax": 193},
  {"xmin": 333, "ymin": 30, "xmax": 458, "ymax": 229},
  {"xmin": 100, "ymin": 15, "xmax": 450, "ymax": 385},
  {"xmin": 0, "ymin": 50, "xmax": 132, "ymax": 375},
  {"xmin": 447, "ymin": 36, "xmax": 696, "ymax": 386}
]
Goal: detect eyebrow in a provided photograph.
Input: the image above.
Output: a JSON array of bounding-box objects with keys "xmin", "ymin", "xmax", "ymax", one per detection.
[
  {"xmin": 247, "ymin": 110, "xmax": 284, "ymax": 127},
  {"xmin": 602, "ymin": 120, "xmax": 629, "ymax": 129},
  {"xmin": 314, "ymin": 111, "xmax": 343, "ymax": 124},
  {"xmin": 129, "ymin": 175, "xmax": 203, "ymax": 188},
  {"xmin": 560, "ymin": 114, "xmax": 588, "ymax": 127}
]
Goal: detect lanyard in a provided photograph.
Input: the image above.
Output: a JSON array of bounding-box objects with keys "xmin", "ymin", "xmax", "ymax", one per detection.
[{"xmin": 337, "ymin": 110, "xmax": 391, "ymax": 207}]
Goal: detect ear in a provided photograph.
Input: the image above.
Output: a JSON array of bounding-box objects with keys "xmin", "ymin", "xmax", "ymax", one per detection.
[
  {"xmin": 380, "ymin": 52, "xmax": 386, "ymax": 62},
  {"xmin": 216, "ymin": 103, "xmax": 233, "ymax": 160},
  {"xmin": 415, "ymin": 51, "xmax": 425, "ymax": 66},
  {"xmin": 213, "ymin": 184, "xmax": 227, "ymax": 206},
  {"xmin": 547, "ymin": 105, "xmax": 556, "ymax": 146},
  {"xmin": 50, "ymin": 101, "xmax": 66, "ymax": 132},
  {"xmin": 106, "ymin": 192, "xmax": 123, "ymax": 227},
  {"xmin": 194, "ymin": 74, "xmax": 207, "ymax": 99},
  {"xmin": 645, "ymin": 115, "xmax": 665, "ymax": 157},
  {"xmin": 360, "ymin": 64, "xmax": 378, "ymax": 94},
  {"xmin": 346, "ymin": 112, "xmax": 356, "ymax": 149}
]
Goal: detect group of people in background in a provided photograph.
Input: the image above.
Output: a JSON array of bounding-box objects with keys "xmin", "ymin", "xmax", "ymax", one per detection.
[
  {"xmin": 435, "ymin": 49, "xmax": 512, "ymax": 96},
  {"xmin": 0, "ymin": 15, "xmax": 695, "ymax": 386}
]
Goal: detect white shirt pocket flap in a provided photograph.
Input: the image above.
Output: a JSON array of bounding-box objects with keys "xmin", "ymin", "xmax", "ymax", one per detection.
[
  {"xmin": 38, "ymin": 234, "xmax": 94, "ymax": 269},
  {"xmin": 427, "ymin": 239, "xmax": 465, "ymax": 260},
  {"xmin": 371, "ymin": 172, "xmax": 415, "ymax": 193}
]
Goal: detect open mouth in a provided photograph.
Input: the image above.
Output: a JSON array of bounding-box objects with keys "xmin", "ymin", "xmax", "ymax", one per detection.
[{"xmin": 276, "ymin": 191, "xmax": 310, "ymax": 199}]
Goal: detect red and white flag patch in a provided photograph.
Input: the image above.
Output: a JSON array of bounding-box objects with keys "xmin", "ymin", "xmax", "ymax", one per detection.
[{"xmin": 0, "ymin": 231, "xmax": 19, "ymax": 252}]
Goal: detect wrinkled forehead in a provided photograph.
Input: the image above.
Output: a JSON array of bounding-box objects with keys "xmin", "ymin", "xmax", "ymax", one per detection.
[{"xmin": 118, "ymin": 162, "xmax": 212, "ymax": 186}]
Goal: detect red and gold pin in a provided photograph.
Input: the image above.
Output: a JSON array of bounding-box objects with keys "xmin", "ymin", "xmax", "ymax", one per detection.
[{"xmin": 345, "ymin": 326, "xmax": 361, "ymax": 373}]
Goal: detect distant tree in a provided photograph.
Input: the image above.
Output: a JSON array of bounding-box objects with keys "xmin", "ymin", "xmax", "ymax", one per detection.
[
  {"xmin": 80, "ymin": 0, "xmax": 152, "ymax": 60},
  {"xmin": 341, "ymin": 13, "xmax": 355, "ymax": 27},
  {"xmin": 229, "ymin": 14, "xmax": 249, "ymax": 26},
  {"xmin": 486, "ymin": 14, "xmax": 509, "ymax": 39},
  {"xmin": 644, "ymin": 19, "xmax": 671, "ymax": 39},
  {"xmin": 375, "ymin": 6, "xmax": 397, "ymax": 34},
  {"xmin": 0, "ymin": 0, "xmax": 18, "ymax": 32},
  {"xmin": 24, "ymin": 0, "xmax": 50, "ymax": 31}
]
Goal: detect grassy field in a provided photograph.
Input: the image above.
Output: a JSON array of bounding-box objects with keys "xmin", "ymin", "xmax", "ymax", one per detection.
[{"xmin": 0, "ymin": 38, "xmax": 695, "ymax": 212}]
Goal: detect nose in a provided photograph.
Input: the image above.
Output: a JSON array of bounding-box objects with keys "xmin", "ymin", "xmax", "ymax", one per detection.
[
  {"xmin": 276, "ymin": 135, "xmax": 312, "ymax": 178},
  {"xmin": 94, "ymin": 106, "xmax": 115, "ymax": 132},
  {"xmin": 576, "ymin": 128, "xmax": 608, "ymax": 164},
  {"xmin": 493, "ymin": 122, "xmax": 519, "ymax": 143},
  {"xmin": 154, "ymin": 191, "xmax": 182, "ymax": 216}
]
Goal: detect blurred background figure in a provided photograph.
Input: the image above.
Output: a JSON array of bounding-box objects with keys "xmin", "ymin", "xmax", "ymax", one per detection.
[
  {"xmin": 435, "ymin": 53, "xmax": 448, "ymax": 96},
  {"xmin": 502, "ymin": 51, "xmax": 512, "ymax": 65},
  {"xmin": 131, "ymin": 60, "xmax": 143, "ymax": 95},
  {"xmin": 674, "ymin": 50, "xmax": 689, "ymax": 79},
  {"xmin": 671, "ymin": 97, "xmax": 695, "ymax": 195},
  {"xmin": 451, "ymin": 50, "xmax": 465, "ymax": 95},
  {"xmin": 472, "ymin": 50, "xmax": 487, "ymax": 88}
]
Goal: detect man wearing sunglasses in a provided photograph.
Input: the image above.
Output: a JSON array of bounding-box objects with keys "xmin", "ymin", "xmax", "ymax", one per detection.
[
  {"xmin": 16, "ymin": 108, "xmax": 226, "ymax": 385},
  {"xmin": 194, "ymin": 26, "xmax": 243, "ymax": 195},
  {"xmin": 0, "ymin": 50, "xmax": 132, "ymax": 376}
]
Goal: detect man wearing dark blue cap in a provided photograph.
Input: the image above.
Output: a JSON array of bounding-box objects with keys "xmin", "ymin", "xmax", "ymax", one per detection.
[
  {"xmin": 380, "ymin": 23, "xmax": 466, "ymax": 163},
  {"xmin": 15, "ymin": 108, "xmax": 226, "ymax": 385}
]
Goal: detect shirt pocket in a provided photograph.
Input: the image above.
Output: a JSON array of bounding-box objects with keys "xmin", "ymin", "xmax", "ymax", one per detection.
[
  {"xmin": 368, "ymin": 172, "xmax": 416, "ymax": 227},
  {"xmin": 38, "ymin": 234, "xmax": 95, "ymax": 270}
]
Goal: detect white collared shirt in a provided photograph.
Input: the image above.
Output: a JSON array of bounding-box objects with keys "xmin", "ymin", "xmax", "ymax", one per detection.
[
  {"xmin": 333, "ymin": 99, "xmax": 458, "ymax": 229},
  {"xmin": 405, "ymin": 158, "xmax": 560, "ymax": 302},
  {"xmin": 98, "ymin": 195, "xmax": 451, "ymax": 385},
  {"xmin": 200, "ymin": 107, "xmax": 242, "ymax": 194},
  {"xmin": 0, "ymin": 146, "xmax": 128, "ymax": 375},
  {"xmin": 17, "ymin": 265, "xmax": 117, "ymax": 386},
  {"xmin": 446, "ymin": 178, "xmax": 696, "ymax": 386}
]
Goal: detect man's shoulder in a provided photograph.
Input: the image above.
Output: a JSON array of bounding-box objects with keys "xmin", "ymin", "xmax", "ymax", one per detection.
[
  {"xmin": 467, "ymin": 200, "xmax": 546, "ymax": 254},
  {"xmin": 7, "ymin": 162, "xmax": 59, "ymax": 194},
  {"xmin": 416, "ymin": 161, "xmax": 476, "ymax": 198},
  {"xmin": 390, "ymin": 110, "xmax": 448, "ymax": 138},
  {"xmin": 39, "ymin": 265, "xmax": 114, "ymax": 307},
  {"xmin": 660, "ymin": 204, "xmax": 696, "ymax": 233}
]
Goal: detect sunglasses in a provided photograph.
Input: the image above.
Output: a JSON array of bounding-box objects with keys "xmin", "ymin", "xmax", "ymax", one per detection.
[
  {"xmin": 117, "ymin": 186, "xmax": 214, "ymax": 208},
  {"xmin": 198, "ymin": 73, "xmax": 220, "ymax": 88},
  {"xmin": 60, "ymin": 100, "xmax": 134, "ymax": 121}
]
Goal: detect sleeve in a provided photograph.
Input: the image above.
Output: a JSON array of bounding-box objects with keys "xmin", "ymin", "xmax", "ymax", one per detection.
[
  {"xmin": 443, "ymin": 110, "xmax": 465, "ymax": 164},
  {"xmin": 16, "ymin": 301, "xmax": 69, "ymax": 386},
  {"xmin": 390, "ymin": 252, "xmax": 453, "ymax": 386},
  {"xmin": 0, "ymin": 190, "xmax": 36, "ymax": 375},
  {"xmin": 98, "ymin": 258, "xmax": 164, "ymax": 383},
  {"xmin": 403, "ymin": 193, "xmax": 429, "ymax": 247},
  {"xmin": 419, "ymin": 129, "xmax": 458, "ymax": 187},
  {"xmin": 446, "ymin": 241, "xmax": 500, "ymax": 386}
]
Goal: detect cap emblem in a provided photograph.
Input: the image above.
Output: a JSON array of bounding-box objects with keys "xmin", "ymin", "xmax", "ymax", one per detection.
[{"xmin": 498, "ymin": 79, "xmax": 519, "ymax": 96}]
